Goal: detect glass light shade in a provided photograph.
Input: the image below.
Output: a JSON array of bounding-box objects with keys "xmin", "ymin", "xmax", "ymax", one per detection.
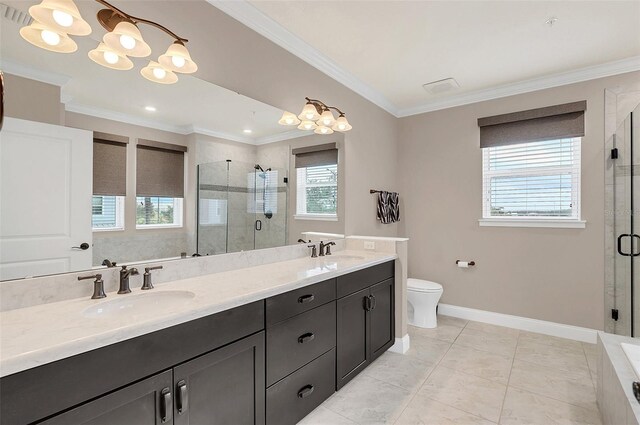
[
  {"xmin": 20, "ymin": 22, "xmax": 77, "ymax": 53},
  {"xmin": 314, "ymin": 125, "xmax": 334, "ymax": 135},
  {"xmin": 28, "ymin": 0, "xmax": 91, "ymax": 36},
  {"xmin": 141, "ymin": 61, "xmax": 178, "ymax": 84},
  {"xmin": 158, "ymin": 42, "xmax": 198, "ymax": 73},
  {"xmin": 332, "ymin": 114, "xmax": 352, "ymax": 132},
  {"xmin": 278, "ymin": 111, "xmax": 301, "ymax": 126},
  {"xmin": 298, "ymin": 102, "xmax": 320, "ymax": 121},
  {"xmin": 297, "ymin": 120, "xmax": 318, "ymax": 131},
  {"xmin": 88, "ymin": 43, "xmax": 133, "ymax": 70},
  {"xmin": 103, "ymin": 21, "xmax": 151, "ymax": 57},
  {"xmin": 318, "ymin": 110, "xmax": 336, "ymax": 127}
]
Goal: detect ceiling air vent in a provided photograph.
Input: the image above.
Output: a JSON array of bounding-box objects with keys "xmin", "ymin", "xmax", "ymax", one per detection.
[
  {"xmin": 422, "ymin": 78, "xmax": 460, "ymax": 96},
  {"xmin": 0, "ymin": 3, "xmax": 32, "ymax": 26}
]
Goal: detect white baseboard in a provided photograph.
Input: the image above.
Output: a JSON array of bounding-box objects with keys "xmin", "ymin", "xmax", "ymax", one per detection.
[
  {"xmin": 438, "ymin": 304, "xmax": 598, "ymax": 344},
  {"xmin": 388, "ymin": 334, "xmax": 411, "ymax": 354}
]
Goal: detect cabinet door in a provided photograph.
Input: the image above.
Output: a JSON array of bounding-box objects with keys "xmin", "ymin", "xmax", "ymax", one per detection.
[
  {"xmin": 173, "ymin": 332, "xmax": 265, "ymax": 425},
  {"xmin": 369, "ymin": 278, "xmax": 395, "ymax": 361},
  {"xmin": 336, "ymin": 287, "xmax": 370, "ymax": 389},
  {"xmin": 41, "ymin": 370, "xmax": 173, "ymax": 425}
]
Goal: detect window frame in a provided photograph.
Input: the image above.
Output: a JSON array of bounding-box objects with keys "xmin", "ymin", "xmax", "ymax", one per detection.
[
  {"xmin": 295, "ymin": 164, "xmax": 338, "ymax": 221},
  {"xmin": 91, "ymin": 195, "xmax": 125, "ymax": 232},
  {"xmin": 135, "ymin": 196, "xmax": 184, "ymax": 229},
  {"xmin": 479, "ymin": 137, "xmax": 585, "ymax": 229}
]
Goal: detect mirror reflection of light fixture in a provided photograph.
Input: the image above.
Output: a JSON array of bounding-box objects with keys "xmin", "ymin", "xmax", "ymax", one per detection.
[
  {"xmin": 88, "ymin": 42, "xmax": 133, "ymax": 70},
  {"xmin": 19, "ymin": 0, "xmax": 197, "ymax": 84},
  {"xmin": 19, "ymin": 22, "xmax": 77, "ymax": 53},
  {"xmin": 28, "ymin": 0, "xmax": 92, "ymax": 36},
  {"xmin": 283, "ymin": 97, "xmax": 352, "ymax": 134},
  {"xmin": 141, "ymin": 61, "xmax": 178, "ymax": 84},
  {"xmin": 158, "ymin": 41, "xmax": 198, "ymax": 73},
  {"xmin": 278, "ymin": 111, "xmax": 301, "ymax": 126}
]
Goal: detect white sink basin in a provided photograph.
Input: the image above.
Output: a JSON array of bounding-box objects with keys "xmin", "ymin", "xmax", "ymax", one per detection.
[
  {"xmin": 83, "ymin": 290, "xmax": 196, "ymax": 318},
  {"xmin": 327, "ymin": 255, "xmax": 365, "ymax": 261}
]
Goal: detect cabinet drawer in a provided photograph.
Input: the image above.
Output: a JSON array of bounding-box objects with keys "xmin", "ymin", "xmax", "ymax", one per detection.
[
  {"xmin": 337, "ymin": 261, "xmax": 394, "ymax": 298},
  {"xmin": 266, "ymin": 348, "xmax": 336, "ymax": 425},
  {"xmin": 267, "ymin": 301, "xmax": 336, "ymax": 386},
  {"xmin": 266, "ymin": 278, "xmax": 336, "ymax": 326}
]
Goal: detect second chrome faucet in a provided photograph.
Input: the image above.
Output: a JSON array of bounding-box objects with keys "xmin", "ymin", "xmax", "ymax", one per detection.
[{"xmin": 118, "ymin": 265, "xmax": 139, "ymax": 294}]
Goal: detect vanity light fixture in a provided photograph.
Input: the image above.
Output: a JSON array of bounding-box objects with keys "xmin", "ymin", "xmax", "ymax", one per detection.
[
  {"xmin": 20, "ymin": 0, "xmax": 198, "ymax": 84},
  {"xmin": 281, "ymin": 97, "xmax": 352, "ymax": 134}
]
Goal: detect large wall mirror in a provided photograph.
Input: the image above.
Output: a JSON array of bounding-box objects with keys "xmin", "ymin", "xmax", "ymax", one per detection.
[{"xmin": 0, "ymin": 0, "xmax": 345, "ymax": 281}]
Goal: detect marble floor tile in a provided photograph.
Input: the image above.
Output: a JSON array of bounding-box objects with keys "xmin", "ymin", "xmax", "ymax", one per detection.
[
  {"xmin": 439, "ymin": 344, "xmax": 513, "ymax": 384},
  {"xmin": 515, "ymin": 340, "xmax": 591, "ymax": 376},
  {"xmin": 465, "ymin": 321, "xmax": 520, "ymax": 337},
  {"xmin": 509, "ymin": 359, "xmax": 598, "ymax": 412},
  {"xmin": 405, "ymin": 334, "xmax": 452, "ymax": 363},
  {"xmin": 323, "ymin": 374, "xmax": 414, "ymax": 425},
  {"xmin": 519, "ymin": 331, "xmax": 584, "ymax": 353},
  {"xmin": 419, "ymin": 366, "xmax": 507, "ymax": 422},
  {"xmin": 363, "ymin": 352, "xmax": 435, "ymax": 391},
  {"xmin": 454, "ymin": 328, "xmax": 518, "ymax": 357},
  {"xmin": 395, "ymin": 394, "xmax": 495, "ymax": 425},
  {"xmin": 436, "ymin": 314, "xmax": 468, "ymax": 329},
  {"xmin": 500, "ymin": 387, "xmax": 602, "ymax": 425},
  {"xmin": 408, "ymin": 324, "xmax": 463, "ymax": 343},
  {"xmin": 298, "ymin": 406, "xmax": 357, "ymax": 425}
]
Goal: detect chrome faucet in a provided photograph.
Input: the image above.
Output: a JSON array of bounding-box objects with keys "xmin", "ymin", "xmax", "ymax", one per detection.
[
  {"xmin": 118, "ymin": 265, "xmax": 139, "ymax": 294},
  {"xmin": 323, "ymin": 241, "xmax": 336, "ymax": 255},
  {"xmin": 78, "ymin": 273, "xmax": 106, "ymax": 299},
  {"xmin": 142, "ymin": 265, "xmax": 163, "ymax": 290},
  {"xmin": 307, "ymin": 244, "xmax": 318, "ymax": 258}
]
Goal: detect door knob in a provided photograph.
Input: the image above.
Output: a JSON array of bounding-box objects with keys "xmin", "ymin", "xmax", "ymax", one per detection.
[{"xmin": 72, "ymin": 243, "xmax": 90, "ymax": 250}]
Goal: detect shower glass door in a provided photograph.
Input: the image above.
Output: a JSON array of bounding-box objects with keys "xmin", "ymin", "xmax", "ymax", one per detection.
[
  {"xmin": 253, "ymin": 167, "xmax": 288, "ymax": 250},
  {"xmin": 611, "ymin": 103, "xmax": 640, "ymax": 336}
]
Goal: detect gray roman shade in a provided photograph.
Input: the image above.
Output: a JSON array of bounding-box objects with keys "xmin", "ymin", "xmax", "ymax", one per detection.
[
  {"xmin": 136, "ymin": 139, "xmax": 187, "ymax": 198},
  {"xmin": 292, "ymin": 143, "xmax": 338, "ymax": 168},
  {"xmin": 478, "ymin": 101, "xmax": 587, "ymax": 148},
  {"xmin": 93, "ymin": 132, "xmax": 128, "ymax": 196}
]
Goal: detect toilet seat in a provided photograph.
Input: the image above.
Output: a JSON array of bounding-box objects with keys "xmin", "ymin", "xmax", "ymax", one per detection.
[{"xmin": 407, "ymin": 278, "xmax": 442, "ymax": 293}]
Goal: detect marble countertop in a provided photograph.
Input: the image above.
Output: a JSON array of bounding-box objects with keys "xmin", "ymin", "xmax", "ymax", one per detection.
[{"xmin": 0, "ymin": 250, "xmax": 396, "ymax": 377}]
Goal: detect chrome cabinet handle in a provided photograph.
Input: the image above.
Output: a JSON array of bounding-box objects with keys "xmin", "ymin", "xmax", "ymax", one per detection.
[
  {"xmin": 297, "ymin": 384, "xmax": 314, "ymax": 399},
  {"xmin": 298, "ymin": 294, "xmax": 315, "ymax": 304},
  {"xmin": 298, "ymin": 332, "xmax": 315, "ymax": 344},
  {"xmin": 160, "ymin": 388, "xmax": 172, "ymax": 423},
  {"xmin": 176, "ymin": 380, "xmax": 188, "ymax": 415}
]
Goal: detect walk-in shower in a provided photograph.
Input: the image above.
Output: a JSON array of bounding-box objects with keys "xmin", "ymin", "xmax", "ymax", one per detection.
[
  {"xmin": 606, "ymin": 90, "xmax": 640, "ymax": 337},
  {"xmin": 196, "ymin": 160, "xmax": 287, "ymax": 255}
]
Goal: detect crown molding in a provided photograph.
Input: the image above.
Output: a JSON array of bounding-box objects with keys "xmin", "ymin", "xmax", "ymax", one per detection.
[
  {"xmin": 188, "ymin": 125, "xmax": 255, "ymax": 144},
  {"xmin": 0, "ymin": 59, "xmax": 70, "ymax": 87},
  {"xmin": 208, "ymin": 0, "xmax": 399, "ymax": 116},
  {"xmin": 65, "ymin": 103, "xmax": 193, "ymax": 135},
  {"xmin": 254, "ymin": 129, "xmax": 304, "ymax": 145},
  {"xmin": 392, "ymin": 55, "xmax": 640, "ymax": 117}
]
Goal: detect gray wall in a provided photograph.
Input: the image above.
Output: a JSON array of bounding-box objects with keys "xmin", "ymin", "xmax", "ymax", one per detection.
[
  {"xmin": 398, "ymin": 71, "xmax": 640, "ymax": 330},
  {"xmin": 4, "ymin": 74, "xmax": 64, "ymax": 125}
]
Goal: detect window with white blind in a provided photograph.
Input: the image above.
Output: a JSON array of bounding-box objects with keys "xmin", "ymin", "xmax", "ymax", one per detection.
[
  {"xmin": 481, "ymin": 137, "xmax": 584, "ymax": 227},
  {"xmin": 136, "ymin": 196, "xmax": 183, "ymax": 228},
  {"xmin": 296, "ymin": 164, "xmax": 338, "ymax": 220}
]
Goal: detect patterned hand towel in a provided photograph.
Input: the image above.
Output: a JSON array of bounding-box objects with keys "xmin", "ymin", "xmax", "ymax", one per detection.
[
  {"xmin": 390, "ymin": 192, "xmax": 400, "ymax": 223},
  {"xmin": 376, "ymin": 191, "xmax": 400, "ymax": 224}
]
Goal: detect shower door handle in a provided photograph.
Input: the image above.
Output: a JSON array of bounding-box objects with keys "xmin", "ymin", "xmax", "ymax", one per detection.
[
  {"xmin": 255, "ymin": 220, "xmax": 262, "ymax": 231},
  {"xmin": 617, "ymin": 234, "xmax": 640, "ymax": 256}
]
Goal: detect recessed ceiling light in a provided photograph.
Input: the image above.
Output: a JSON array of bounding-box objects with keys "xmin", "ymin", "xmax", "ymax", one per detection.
[
  {"xmin": 545, "ymin": 17, "xmax": 558, "ymax": 27},
  {"xmin": 144, "ymin": 106, "xmax": 156, "ymax": 112},
  {"xmin": 243, "ymin": 129, "xmax": 252, "ymax": 134}
]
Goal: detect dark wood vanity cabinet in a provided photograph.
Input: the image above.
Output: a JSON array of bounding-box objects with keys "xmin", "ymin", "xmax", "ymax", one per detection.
[
  {"xmin": 336, "ymin": 263, "xmax": 395, "ymax": 389},
  {"xmin": 2, "ymin": 261, "xmax": 395, "ymax": 425}
]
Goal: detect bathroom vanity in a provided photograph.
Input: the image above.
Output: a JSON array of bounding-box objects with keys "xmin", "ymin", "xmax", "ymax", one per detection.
[{"xmin": 0, "ymin": 255, "xmax": 395, "ymax": 425}]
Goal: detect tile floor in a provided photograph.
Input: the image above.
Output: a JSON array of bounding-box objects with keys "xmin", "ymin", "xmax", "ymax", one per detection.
[{"xmin": 300, "ymin": 315, "xmax": 601, "ymax": 425}]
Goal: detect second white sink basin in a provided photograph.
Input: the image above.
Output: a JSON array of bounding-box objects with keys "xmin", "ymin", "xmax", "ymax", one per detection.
[{"xmin": 83, "ymin": 290, "xmax": 196, "ymax": 318}]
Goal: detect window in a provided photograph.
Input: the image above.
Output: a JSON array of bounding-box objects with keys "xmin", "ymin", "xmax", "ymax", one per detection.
[
  {"xmin": 481, "ymin": 137, "xmax": 583, "ymax": 227},
  {"xmin": 136, "ymin": 196, "xmax": 183, "ymax": 228},
  {"xmin": 296, "ymin": 164, "xmax": 338, "ymax": 219},
  {"xmin": 92, "ymin": 195, "xmax": 125, "ymax": 231}
]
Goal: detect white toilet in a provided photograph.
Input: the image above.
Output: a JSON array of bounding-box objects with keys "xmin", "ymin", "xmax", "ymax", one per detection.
[{"xmin": 407, "ymin": 278, "xmax": 443, "ymax": 328}]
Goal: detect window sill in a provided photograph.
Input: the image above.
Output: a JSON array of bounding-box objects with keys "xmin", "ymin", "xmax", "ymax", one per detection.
[
  {"xmin": 294, "ymin": 214, "xmax": 338, "ymax": 222},
  {"xmin": 478, "ymin": 218, "xmax": 586, "ymax": 229},
  {"xmin": 92, "ymin": 227, "xmax": 125, "ymax": 233},
  {"xmin": 136, "ymin": 224, "xmax": 184, "ymax": 230}
]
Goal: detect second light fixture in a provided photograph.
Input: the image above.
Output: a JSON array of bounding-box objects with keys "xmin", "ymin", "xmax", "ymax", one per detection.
[{"xmin": 279, "ymin": 97, "xmax": 352, "ymax": 134}]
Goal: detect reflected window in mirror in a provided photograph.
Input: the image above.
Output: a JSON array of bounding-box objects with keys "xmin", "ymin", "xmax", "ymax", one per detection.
[
  {"xmin": 296, "ymin": 164, "xmax": 338, "ymax": 219},
  {"xmin": 92, "ymin": 195, "xmax": 125, "ymax": 231},
  {"xmin": 136, "ymin": 197, "xmax": 183, "ymax": 228}
]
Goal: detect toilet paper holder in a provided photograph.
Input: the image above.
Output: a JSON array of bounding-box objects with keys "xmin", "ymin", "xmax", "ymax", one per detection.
[{"xmin": 455, "ymin": 260, "xmax": 476, "ymax": 266}]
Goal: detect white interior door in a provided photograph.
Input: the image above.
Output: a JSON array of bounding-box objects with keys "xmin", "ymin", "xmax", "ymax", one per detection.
[{"xmin": 0, "ymin": 117, "xmax": 93, "ymax": 280}]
